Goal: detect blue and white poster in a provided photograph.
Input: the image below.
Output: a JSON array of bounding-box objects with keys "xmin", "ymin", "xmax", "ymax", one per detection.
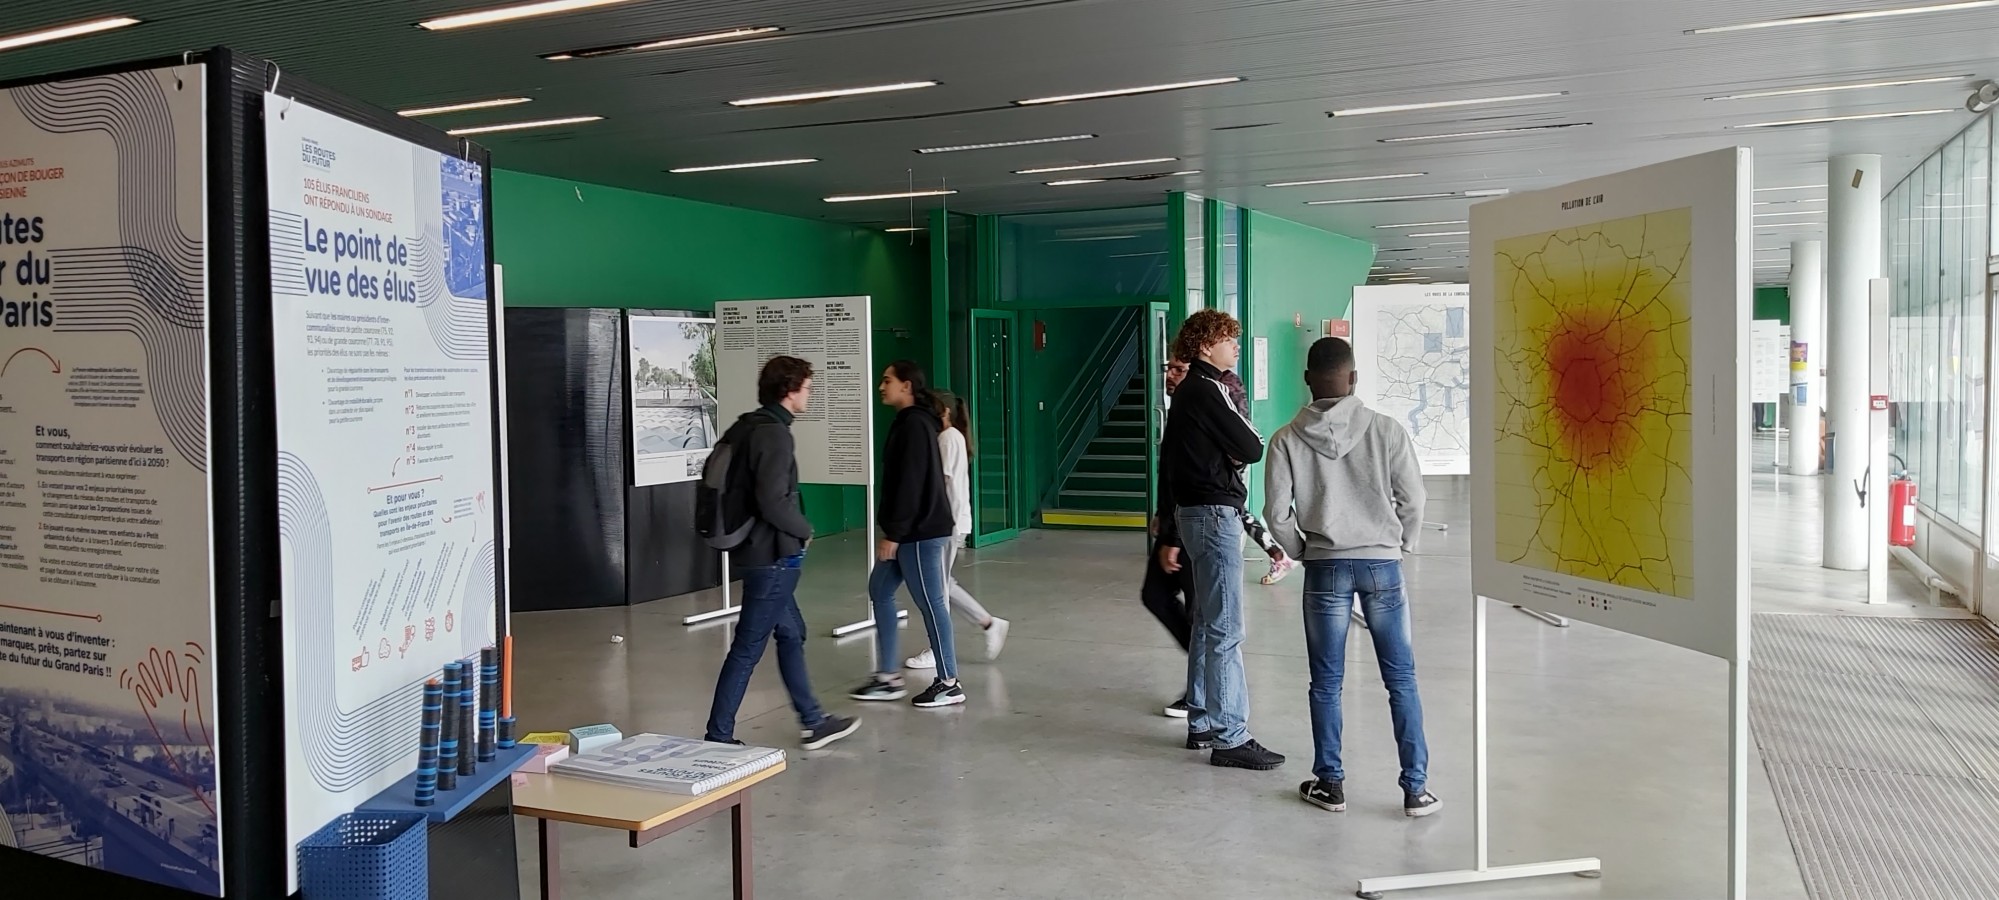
[
  {"xmin": 264, "ymin": 95, "xmax": 499, "ymax": 889},
  {"xmin": 0, "ymin": 66, "xmax": 223, "ymax": 895}
]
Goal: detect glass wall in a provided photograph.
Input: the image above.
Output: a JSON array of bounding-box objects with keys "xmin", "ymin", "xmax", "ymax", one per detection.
[
  {"xmin": 1886, "ymin": 115, "xmax": 1991, "ymax": 533},
  {"xmin": 994, "ymin": 205, "xmax": 1170, "ymax": 304}
]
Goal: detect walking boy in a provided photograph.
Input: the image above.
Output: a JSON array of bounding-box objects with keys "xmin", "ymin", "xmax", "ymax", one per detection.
[{"xmin": 1263, "ymin": 337, "xmax": 1439, "ymax": 816}]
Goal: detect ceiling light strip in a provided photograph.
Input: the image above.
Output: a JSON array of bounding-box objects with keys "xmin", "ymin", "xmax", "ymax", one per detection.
[
  {"xmin": 1305, "ymin": 192, "xmax": 1457, "ymax": 205},
  {"xmin": 1331, "ymin": 91, "xmax": 1567, "ymax": 117},
  {"xmin": 1728, "ymin": 108, "xmax": 1956, "ymax": 129},
  {"xmin": 1374, "ymin": 220, "xmax": 1467, "ymax": 229},
  {"xmin": 1408, "ymin": 231, "xmax": 1471, "ymax": 237},
  {"xmin": 1707, "ymin": 74, "xmax": 1969, "ymax": 101},
  {"xmin": 0, "ymin": 16, "xmax": 141, "ymax": 52},
  {"xmin": 824, "ymin": 189, "xmax": 958, "ymax": 203},
  {"xmin": 731, "ymin": 81, "xmax": 938, "ymax": 107},
  {"xmin": 1017, "ymin": 157, "xmax": 1177, "ymax": 175},
  {"xmin": 398, "ymin": 97, "xmax": 532, "ymax": 117},
  {"xmin": 1015, "ymin": 77, "xmax": 1242, "ymax": 106},
  {"xmin": 1266, "ymin": 172, "xmax": 1426, "ymax": 188},
  {"xmin": 445, "ymin": 115, "xmax": 603, "ymax": 135},
  {"xmin": 1689, "ymin": 1, "xmax": 1999, "ymax": 34},
  {"xmin": 543, "ymin": 25, "xmax": 781, "ymax": 60},
  {"xmin": 1380, "ymin": 123, "xmax": 1591, "ymax": 143},
  {"xmin": 669, "ymin": 158, "xmax": 818, "ymax": 173},
  {"xmin": 916, "ymin": 134, "xmax": 1095, "ymax": 154},
  {"xmin": 419, "ymin": 0, "xmax": 638, "ymax": 31}
]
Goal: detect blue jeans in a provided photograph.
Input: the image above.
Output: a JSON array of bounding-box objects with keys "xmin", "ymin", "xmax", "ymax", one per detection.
[
  {"xmin": 1176, "ymin": 505, "xmax": 1252, "ymax": 750},
  {"xmin": 869, "ymin": 536, "xmax": 956, "ymax": 680},
  {"xmin": 705, "ymin": 562, "xmax": 826, "ymax": 742},
  {"xmin": 1302, "ymin": 559, "xmax": 1428, "ymax": 794}
]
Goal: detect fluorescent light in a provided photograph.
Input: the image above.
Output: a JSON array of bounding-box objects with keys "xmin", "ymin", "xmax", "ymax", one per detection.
[
  {"xmin": 1331, "ymin": 91, "xmax": 1567, "ymax": 117},
  {"xmin": 1370, "ymin": 266, "xmax": 1388, "ymax": 271},
  {"xmin": 1408, "ymin": 266, "xmax": 1448, "ymax": 271},
  {"xmin": 1374, "ymin": 220, "xmax": 1467, "ymax": 229},
  {"xmin": 669, "ymin": 158, "xmax": 818, "ymax": 173},
  {"xmin": 419, "ymin": 0, "xmax": 638, "ymax": 31},
  {"xmin": 730, "ymin": 81, "xmax": 938, "ymax": 107},
  {"xmin": 916, "ymin": 134, "xmax": 1095, "ymax": 154},
  {"xmin": 824, "ymin": 189, "xmax": 957, "ymax": 203},
  {"xmin": 0, "ymin": 16, "xmax": 141, "ymax": 52},
  {"xmin": 1756, "ymin": 185, "xmax": 1822, "ymax": 193},
  {"xmin": 1381, "ymin": 123, "xmax": 1590, "ymax": 143},
  {"xmin": 398, "ymin": 97, "xmax": 531, "ymax": 117},
  {"xmin": 1016, "ymin": 158, "xmax": 1178, "ymax": 174},
  {"xmin": 1015, "ymin": 77, "xmax": 1242, "ymax": 106},
  {"xmin": 1265, "ymin": 172, "xmax": 1426, "ymax": 188},
  {"xmin": 1707, "ymin": 74, "xmax": 1968, "ymax": 101},
  {"xmin": 1306, "ymin": 192, "xmax": 1457, "ymax": 205},
  {"xmin": 884, "ymin": 227, "xmax": 922, "ymax": 233},
  {"xmin": 1047, "ymin": 178, "xmax": 1106, "ymax": 186},
  {"xmin": 543, "ymin": 26, "xmax": 782, "ymax": 59},
  {"xmin": 1728, "ymin": 109, "xmax": 1955, "ymax": 129},
  {"xmin": 1688, "ymin": 1, "xmax": 1999, "ymax": 34},
  {"xmin": 1408, "ymin": 231, "xmax": 1471, "ymax": 237},
  {"xmin": 445, "ymin": 115, "xmax": 602, "ymax": 135},
  {"xmin": 1463, "ymin": 188, "xmax": 1511, "ymax": 197},
  {"xmin": 1425, "ymin": 241, "xmax": 1470, "ymax": 245}
]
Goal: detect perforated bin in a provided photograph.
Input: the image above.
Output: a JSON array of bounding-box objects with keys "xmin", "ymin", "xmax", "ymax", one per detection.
[{"xmin": 298, "ymin": 812, "xmax": 429, "ymax": 900}]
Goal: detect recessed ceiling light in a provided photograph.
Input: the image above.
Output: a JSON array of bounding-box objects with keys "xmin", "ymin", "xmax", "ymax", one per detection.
[
  {"xmin": 916, "ymin": 134, "xmax": 1095, "ymax": 154},
  {"xmin": 824, "ymin": 189, "xmax": 957, "ymax": 203},
  {"xmin": 1756, "ymin": 185, "xmax": 1822, "ymax": 192},
  {"xmin": 1425, "ymin": 241, "xmax": 1470, "ymax": 245},
  {"xmin": 668, "ymin": 158, "xmax": 819, "ymax": 173},
  {"xmin": 1689, "ymin": 1, "xmax": 1999, "ymax": 34},
  {"xmin": 1015, "ymin": 77, "xmax": 1242, "ymax": 106},
  {"xmin": 1330, "ymin": 91, "xmax": 1567, "ymax": 117},
  {"xmin": 542, "ymin": 26, "xmax": 781, "ymax": 60},
  {"xmin": 1306, "ymin": 192, "xmax": 1458, "ymax": 205},
  {"xmin": 418, "ymin": 0, "xmax": 638, "ymax": 31},
  {"xmin": 1463, "ymin": 188, "xmax": 1511, "ymax": 197},
  {"xmin": 1728, "ymin": 109, "xmax": 1956, "ymax": 129},
  {"xmin": 1408, "ymin": 266, "xmax": 1448, "ymax": 270},
  {"xmin": 1016, "ymin": 158, "xmax": 1178, "ymax": 175},
  {"xmin": 1370, "ymin": 266, "xmax": 1388, "ymax": 270},
  {"xmin": 1374, "ymin": 220, "xmax": 1467, "ymax": 229},
  {"xmin": 1266, "ymin": 172, "xmax": 1427, "ymax": 188},
  {"xmin": 1707, "ymin": 74, "xmax": 1969, "ymax": 101},
  {"xmin": 398, "ymin": 97, "xmax": 532, "ymax": 117},
  {"xmin": 445, "ymin": 115, "xmax": 603, "ymax": 135},
  {"xmin": 1380, "ymin": 123, "xmax": 1591, "ymax": 143},
  {"xmin": 884, "ymin": 227, "xmax": 922, "ymax": 233},
  {"xmin": 730, "ymin": 81, "xmax": 938, "ymax": 107},
  {"xmin": 1047, "ymin": 178, "xmax": 1105, "ymax": 186},
  {"xmin": 1408, "ymin": 230, "xmax": 1471, "ymax": 237},
  {"xmin": 1049, "ymin": 170, "xmax": 1199, "ymax": 186},
  {"xmin": 0, "ymin": 16, "xmax": 141, "ymax": 52}
]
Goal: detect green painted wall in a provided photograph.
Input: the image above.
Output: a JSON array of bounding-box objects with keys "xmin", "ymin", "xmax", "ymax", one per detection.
[
  {"xmin": 1754, "ymin": 285, "xmax": 1791, "ymax": 324},
  {"xmin": 491, "ymin": 170, "xmax": 929, "ymax": 535}
]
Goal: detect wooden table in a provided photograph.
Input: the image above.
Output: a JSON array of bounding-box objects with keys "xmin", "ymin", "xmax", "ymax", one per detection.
[{"xmin": 511, "ymin": 761, "xmax": 785, "ymax": 900}]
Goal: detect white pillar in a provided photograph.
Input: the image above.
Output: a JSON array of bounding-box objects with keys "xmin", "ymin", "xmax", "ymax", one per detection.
[
  {"xmin": 1824, "ymin": 155, "xmax": 1882, "ymax": 570},
  {"xmin": 1787, "ymin": 240, "xmax": 1824, "ymax": 475}
]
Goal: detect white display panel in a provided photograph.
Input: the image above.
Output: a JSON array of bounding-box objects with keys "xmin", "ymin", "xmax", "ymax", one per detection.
[
  {"xmin": 265, "ymin": 95, "xmax": 500, "ymax": 887},
  {"xmin": 1751, "ymin": 319, "xmax": 1791, "ymax": 403},
  {"xmin": 1471, "ymin": 148, "xmax": 1750, "ymax": 661},
  {"xmin": 0, "ymin": 66, "xmax": 223, "ymax": 895},
  {"xmin": 715, "ymin": 298, "xmax": 872, "ymax": 486},
  {"xmin": 1351, "ymin": 283, "xmax": 1473, "ymax": 476},
  {"xmin": 627, "ymin": 314, "xmax": 718, "ymax": 486}
]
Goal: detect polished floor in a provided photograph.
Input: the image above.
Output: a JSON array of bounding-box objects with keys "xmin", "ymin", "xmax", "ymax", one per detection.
[{"xmin": 508, "ymin": 471, "xmax": 1965, "ymax": 899}]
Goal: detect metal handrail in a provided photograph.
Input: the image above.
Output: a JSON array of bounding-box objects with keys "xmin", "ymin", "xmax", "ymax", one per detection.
[{"xmin": 1042, "ymin": 307, "xmax": 1143, "ymax": 509}]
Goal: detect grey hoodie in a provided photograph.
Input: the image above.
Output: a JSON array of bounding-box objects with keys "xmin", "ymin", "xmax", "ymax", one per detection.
[{"xmin": 1263, "ymin": 396, "xmax": 1426, "ymax": 560}]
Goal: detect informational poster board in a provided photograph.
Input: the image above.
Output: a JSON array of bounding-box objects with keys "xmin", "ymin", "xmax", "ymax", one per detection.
[
  {"xmin": 265, "ymin": 95, "xmax": 500, "ymax": 887},
  {"xmin": 714, "ymin": 298, "xmax": 872, "ymax": 486},
  {"xmin": 1351, "ymin": 283, "xmax": 1473, "ymax": 475},
  {"xmin": 0, "ymin": 66, "xmax": 224, "ymax": 895},
  {"xmin": 1471, "ymin": 147, "xmax": 1749, "ymax": 661},
  {"xmin": 1751, "ymin": 319, "xmax": 1791, "ymax": 403},
  {"xmin": 627, "ymin": 314, "xmax": 718, "ymax": 486}
]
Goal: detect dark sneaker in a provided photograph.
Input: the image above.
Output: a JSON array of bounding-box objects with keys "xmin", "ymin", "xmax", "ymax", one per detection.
[
  {"xmin": 1300, "ymin": 779, "xmax": 1346, "ymax": 812},
  {"xmin": 912, "ymin": 679, "xmax": 966, "ymax": 708},
  {"xmin": 1185, "ymin": 729, "xmax": 1219, "ymax": 750},
  {"xmin": 1404, "ymin": 791, "xmax": 1444, "ymax": 817},
  {"xmin": 1164, "ymin": 698, "xmax": 1190, "ymax": 718},
  {"xmin": 849, "ymin": 676, "xmax": 906, "ymax": 702},
  {"xmin": 706, "ymin": 737, "xmax": 747, "ymax": 746},
  {"xmin": 800, "ymin": 715, "xmax": 860, "ymax": 751},
  {"xmin": 1210, "ymin": 739, "xmax": 1286, "ymax": 770}
]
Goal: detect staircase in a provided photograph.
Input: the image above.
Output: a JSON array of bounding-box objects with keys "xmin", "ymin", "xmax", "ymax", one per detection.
[{"xmin": 1039, "ymin": 309, "xmax": 1151, "ymax": 529}]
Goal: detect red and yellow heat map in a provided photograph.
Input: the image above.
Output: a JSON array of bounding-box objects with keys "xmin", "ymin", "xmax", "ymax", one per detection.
[{"xmin": 1491, "ymin": 208, "xmax": 1694, "ymax": 600}]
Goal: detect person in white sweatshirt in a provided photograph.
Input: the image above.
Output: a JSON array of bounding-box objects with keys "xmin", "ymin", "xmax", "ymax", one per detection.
[
  {"xmin": 906, "ymin": 392, "xmax": 1011, "ymax": 668},
  {"xmin": 1263, "ymin": 337, "xmax": 1439, "ymax": 819}
]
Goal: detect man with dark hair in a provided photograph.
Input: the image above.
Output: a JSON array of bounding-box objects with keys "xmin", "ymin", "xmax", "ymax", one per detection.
[
  {"xmin": 705, "ymin": 355, "xmax": 860, "ymax": 750},
  {"xmin": 1264, "ymin": 337, "xmax": 1437, "ymax": 817}
]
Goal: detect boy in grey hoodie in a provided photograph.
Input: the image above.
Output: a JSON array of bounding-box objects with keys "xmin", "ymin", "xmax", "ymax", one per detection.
[{"xmin": 1263, "ymin": 337, "xmax": 1440, "ymax": 818}]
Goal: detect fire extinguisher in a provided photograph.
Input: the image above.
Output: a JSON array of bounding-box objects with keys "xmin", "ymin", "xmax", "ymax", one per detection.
[{"xmin": 1889, "ymin": 454, "xmax": 1917, "ymax": 548}]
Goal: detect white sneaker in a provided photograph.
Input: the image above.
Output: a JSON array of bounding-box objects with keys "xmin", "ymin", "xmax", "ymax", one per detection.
[
  {"xmin": 905, "ymin": 649, "xmax": 937, "ymax": 670},
  {"xmin": 984, "ymin": 617, "xmax": 1011, "ymax": 660}
]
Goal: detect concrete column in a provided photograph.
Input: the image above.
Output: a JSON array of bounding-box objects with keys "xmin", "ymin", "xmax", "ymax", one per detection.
[
  {"xmin": 1824, "ymin": 155, "xmax": 1882, "ymax": 570},
  {"xmin": 1787, "ymin": 240, "xmax": 1824, "ymax": 474}
]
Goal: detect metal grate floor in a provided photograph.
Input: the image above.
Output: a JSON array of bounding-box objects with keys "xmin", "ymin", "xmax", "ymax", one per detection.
[{"xmin": 1751, "ymin": 614, "xmax": 1999, "ymax": 900}]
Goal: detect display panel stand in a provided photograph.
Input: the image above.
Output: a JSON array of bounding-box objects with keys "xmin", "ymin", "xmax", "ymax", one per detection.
[
  {"xmin": 1511, "ymin": 605, "xmax": 1570, "ymax": 628},
  {"xmin": 682, "ymin": 554, "xmax": 738, "ymax": 626},
  {"xmin": 1357, "ymin": 596, "xmax": 1601, "ymax": 899}
]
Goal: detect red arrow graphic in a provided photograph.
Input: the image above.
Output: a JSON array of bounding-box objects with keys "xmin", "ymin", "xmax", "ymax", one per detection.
[{"xmin": 0, "ymin": 347, "xmax": 61, "ymax": 377}]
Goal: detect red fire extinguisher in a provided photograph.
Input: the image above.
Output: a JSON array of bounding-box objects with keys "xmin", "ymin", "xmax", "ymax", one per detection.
[{"xmin": 1889, "ymin": 473, "xmax": 1918, "ymax": 548}]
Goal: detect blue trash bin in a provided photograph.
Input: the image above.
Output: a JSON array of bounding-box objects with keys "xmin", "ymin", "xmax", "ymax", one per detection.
[{"xmin": 298, "ymin": 812, "xmax": 428, "ymax": 900}]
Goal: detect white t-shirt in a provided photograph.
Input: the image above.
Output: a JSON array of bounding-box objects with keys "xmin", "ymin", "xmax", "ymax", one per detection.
[{"xmin": 938, "ymin": 426, "xmax": 972, "ymax": 536}]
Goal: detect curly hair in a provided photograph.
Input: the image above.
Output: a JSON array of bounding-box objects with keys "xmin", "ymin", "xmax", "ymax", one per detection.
[{"xmin": 1172, "ymin": 309, "xmax": 1242, "ymax": 363}]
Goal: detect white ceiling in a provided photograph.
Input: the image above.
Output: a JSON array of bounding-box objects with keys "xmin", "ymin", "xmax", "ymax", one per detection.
[{"xmin": 5, "ymin": 0, "xmax": 1998, "ymax": 285}]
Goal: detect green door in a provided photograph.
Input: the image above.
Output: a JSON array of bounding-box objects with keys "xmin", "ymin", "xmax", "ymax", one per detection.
[{"xmin": 970, "ymin": 309, "xmax": 1023, "ymax": 546}]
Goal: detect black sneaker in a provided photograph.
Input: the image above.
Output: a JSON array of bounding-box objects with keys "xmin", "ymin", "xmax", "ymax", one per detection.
[
  {"xmin": 1404, "ymin": 791, "xmax": 1444, "ymax": 817},
  {"xmin": 1164, "ymin": 697, "xmax": 1190, "ymax": 718},
  {"xmin": 849, "ymin": 676, "xmax": 906, "ymax": 702},
  {"xmin": 800, "ymin": 715, "xmax": 860, "ymax": 751},
  {"xmin": 1210, "ymin": 739, "xmax": 1286, "ymax": 770},
  {"xmin": 912, "ymin": 679, "xmax": 966, "ymax": 708},
  {"xmin": 1185, "ymin": 729, "xmax": 1219, "ymax": 750},
  {"xmin": 1300, "ymin": 779, "xmax": 1346, "ymax": 812}
]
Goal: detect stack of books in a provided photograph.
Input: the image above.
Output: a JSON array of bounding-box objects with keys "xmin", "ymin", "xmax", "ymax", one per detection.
[{"xmin": 550, "ymin": 733, "xmax": 784, "ymax": 795}]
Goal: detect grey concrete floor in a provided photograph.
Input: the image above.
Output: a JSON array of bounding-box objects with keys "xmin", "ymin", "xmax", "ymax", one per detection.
[{"xmin": 509, "ymin": 464, "xmax": 1952, "ymax": 899}]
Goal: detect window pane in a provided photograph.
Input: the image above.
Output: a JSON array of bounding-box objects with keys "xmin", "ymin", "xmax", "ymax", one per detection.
[
  {"xmin": 1965, "ymin": 121, "xmax": 1990, "ymax": 531},
  {"xmin": 1184, "ymin": 194, "xmax": 1205, "ymax": 311}
]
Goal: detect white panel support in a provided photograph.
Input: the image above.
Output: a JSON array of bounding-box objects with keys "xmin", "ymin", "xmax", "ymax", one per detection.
[
  {"xmin": 1824, "ymin": 155, "xmax": 1882, "ymax": 570},
  {"xmin": 1787, "ymin": 240, "xmax": 1824, "ymax": 475},
  {"xmin": 681, "ymin": 552, "xmax": 738, "ymax": 626},
  {"xmin": 1512, "ymin": 605, "xmax": 1571, "ymax": 627},
  {"xmin": 1727, "ymin": 657, "xmax": 1750, "ymax": 900},
  {"xmin": 1356, "ymin": 596, "xmax": 1601, "ymax": 898}
]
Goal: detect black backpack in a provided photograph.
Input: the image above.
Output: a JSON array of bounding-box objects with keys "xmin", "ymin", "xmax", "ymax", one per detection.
[{"xmin": 695, "ymin": 414, "xmax": 762, "ymax": 549}]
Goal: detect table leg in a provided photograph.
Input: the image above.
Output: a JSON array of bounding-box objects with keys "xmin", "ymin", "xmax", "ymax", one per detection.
[
  {"xmin": 538, "ymin": 819, "xmax": 561, "ymax": 900},
  {"xmin": 731, "ymin": 792, "xmax": 753, "ymax": 900}
]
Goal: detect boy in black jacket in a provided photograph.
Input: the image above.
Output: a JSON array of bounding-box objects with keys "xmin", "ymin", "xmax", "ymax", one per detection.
[{"xmin": 704, "ymin": 356, "xmax": 860, "ymax": 750}]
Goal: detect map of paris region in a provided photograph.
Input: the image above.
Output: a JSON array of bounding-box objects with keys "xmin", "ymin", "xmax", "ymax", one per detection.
[{"xmin": 1490, "ymin": 207, "xmax": 1695, "ymax": 600}]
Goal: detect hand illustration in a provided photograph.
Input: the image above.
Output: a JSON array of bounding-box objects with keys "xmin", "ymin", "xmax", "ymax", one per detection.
[{"xmin": 119, "ymin": 643, "xmax": 215, "ymax": 815}]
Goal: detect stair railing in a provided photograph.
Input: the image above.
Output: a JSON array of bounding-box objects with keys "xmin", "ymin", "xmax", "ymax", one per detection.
[{"xmin": 1040, "ymin": 307, "xmax": 1144, "ymax": 512}]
